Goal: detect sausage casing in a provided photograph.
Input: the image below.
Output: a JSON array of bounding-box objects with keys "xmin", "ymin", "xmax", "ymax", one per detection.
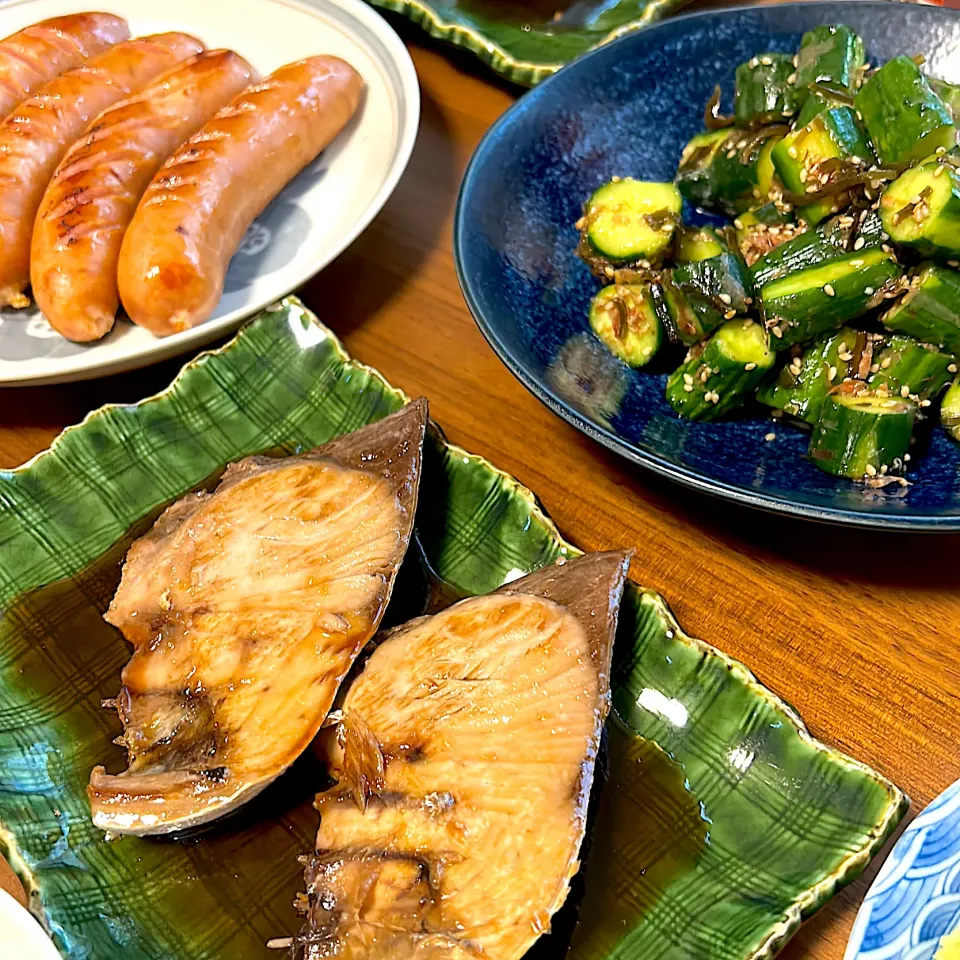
[
  {"xmin": 0, "ymin": 13, "xmax": 129, "ymax": 120},
  {"xmin": 0, "ymin": 33, "xmax": 203, "ymax": 308},
  {"xmin": 118, "ymin": 56, "xmax": 363, "ymax": 336},
  {"xmin": 32, "ymin": 50, "xmax": 258, "ymax": 342}
]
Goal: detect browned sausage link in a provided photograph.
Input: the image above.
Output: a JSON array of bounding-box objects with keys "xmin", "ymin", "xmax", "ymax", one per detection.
[
  {"xmin": 32, "ymin": 50, "xmax": 256, "ymax": 342},
  {"xmin": 0, "ymin": 13, "xmax": 129, "ymax": 120},
  {"xmin": 0, "ymin": 33, "xmax": 202, "ymax": 309},
  {"xmin": 118, "ymin": 56, "xmax": 364, "ymax": 336}
]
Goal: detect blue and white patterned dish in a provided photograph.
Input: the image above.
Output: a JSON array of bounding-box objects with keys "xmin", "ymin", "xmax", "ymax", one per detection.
[
  {"xmin": 846, "ymin": 779, "xmax": 960, "ymax": 960},
  {"xmin": 454, "ymin": 1, "xmax": 960, "ymax": 529},
  {"xmin": 0, "ymin": 0, "xmax": 419, "ymax": 386}
]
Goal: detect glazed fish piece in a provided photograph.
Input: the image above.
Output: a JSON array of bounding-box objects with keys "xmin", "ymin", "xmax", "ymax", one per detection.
[
  {"xmin": 296, "ymin": 550, "xmax": 631, "ymax": 960},
  {"xmin": 88, "ymin": 400, "xmax": 427, "ymax": 836}
]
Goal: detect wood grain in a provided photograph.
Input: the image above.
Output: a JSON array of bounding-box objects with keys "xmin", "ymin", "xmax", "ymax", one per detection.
[
  {"xmin": 0, "ymin": 853, "xmax": 27, "ymax": 909},
  {"xmin": 2, "ymin": 6, "xmax": 958, "ymax": 957}
]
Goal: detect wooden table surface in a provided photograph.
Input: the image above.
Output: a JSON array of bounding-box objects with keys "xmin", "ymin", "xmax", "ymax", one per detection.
[{"xmin": 4, "ymin": 3, "xmax": 959, "ymax": 957}]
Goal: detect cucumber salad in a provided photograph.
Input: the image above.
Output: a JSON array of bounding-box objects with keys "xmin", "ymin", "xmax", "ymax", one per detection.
[{"xmin": 575, "ymin": 24, "xmax": 960, "ymax": 485}]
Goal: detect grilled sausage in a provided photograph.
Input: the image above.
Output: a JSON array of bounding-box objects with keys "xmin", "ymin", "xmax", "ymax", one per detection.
[
  {"xmin": 0, "ymin": 33, "xmax": 203, "ymax": 309},
  {"xmin": 32, "ymin": 50, "xmax": 257, "ymax": 341},
  {"xmin": 118, "ymin": 56, "xmax": 363, "ymax": 336},
  {"xmin": 0, "ymin": 13, "xmax": 129, "ymax": 120}
]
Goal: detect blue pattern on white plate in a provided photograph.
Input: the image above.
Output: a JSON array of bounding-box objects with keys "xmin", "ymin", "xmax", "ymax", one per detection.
[{"xmin": 846, "ymin": 780, "xmax": 960, "ymax": 960}]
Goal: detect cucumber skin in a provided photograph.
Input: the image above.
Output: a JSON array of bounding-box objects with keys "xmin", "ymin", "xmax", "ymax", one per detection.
[
  {"xmin": 795, "ymin": 25, "xmax": 866, "ymax": 103},
  {"xmin": 809, "ymin": 392, "xmax": 916, "ymax": 479},
  {"xmin": 869, "ymin": 335, "xmax": 956, "ymax": 402},
  {"xmin": 883, "ymin": 264, "xmax": 960, "ymax": 353},
  {"xmin": 941, "ymin": 378, "xmax": 960, "ymax": 441},
  {"xmin": 757, "ymin": 327, "xmax": 864, "ymax": 423},
  {"xmin": 930, "ymin": 77, "xmax": 960, "ymax": 125},
  {"xmin": 750, "ymin": 209, "xmax": 886, "ymax": 288},
  {"xmin": 734, "ymin": 54, "xmax": 801, "ymax": 125},
  {"xmin": 854, "ymin": 56, "xmax": 957, "ymax": 165},
  {"xmin": 761, "ymin": 253, "xmax": 903, "ymax": 351},
  {"xmin": 666, "ymin": 323, "xmax": 772, "ymax": 420},
  {"xmin": 664, "ymin": 250, "xmax": 755, "ymax": 346}
]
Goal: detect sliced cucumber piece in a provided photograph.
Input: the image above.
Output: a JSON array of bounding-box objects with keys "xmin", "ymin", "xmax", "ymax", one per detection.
[
  {"xmin": 854, "ymin": 56, "xmax": 957, "ymax": 165},
  {"xmin": 666, "ymin": 319, "xmax": 775, "ymax": 420},
  {"xmin": 941, "ymin": 378, "xmax": 960, "ymax": 442},
  {"xmin": 882, "ymin": 263, "xmax": 960, "ymax": 352},
  {"xmin": 582, "ymin": 179, "xmax": 682, "ymax": 263},
  {"xmin": 676, "ymin": 128, "xmax": 782, "ymax": 216},
  {"xmin": 795, "ymin": 25, "xmax": 866, "ymax": 104},
  {"xmin": 809, "ymin": 388, "xmax": 916, "ymax": 479},
  {"xmin": 868, "ymin": 334, "xmax": 956, "ymax": 402},
  {"xmin": 734, "ymin": 53, "xmax": 801, "ymax": 125},
  {"xmin": 757, "ymin": 326, "xmax": 867, "ymax": 423},
  {"xmin": 588, "ymin": 283, "xmax": 663, "ymax": 367},
  {"xmin": 760, "ymin": 248, "xmax": 903, "ymax": 350},
  {"xmin": 771, "ymin": 105, "xmax": 874, "ymax": 224},
  {"xmin": 735, "ymin": 203, "xmax": 803, "ymax": 266},
  {"xmin": 662, "ymin": 245, "xmax": 755, "ymax": 346},
  {"xmin": 880, "ymin": 151, "xmax": 960, "ymax": 258}
]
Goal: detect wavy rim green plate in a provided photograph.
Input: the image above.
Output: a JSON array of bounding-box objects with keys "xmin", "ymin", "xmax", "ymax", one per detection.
[
  {"xmin": 0, "ymin": 299, "xmax": 906, "ymax": 960},
  {"xmin": 358, "ymin": 0, "xmax": 690, "ymax": 85}
]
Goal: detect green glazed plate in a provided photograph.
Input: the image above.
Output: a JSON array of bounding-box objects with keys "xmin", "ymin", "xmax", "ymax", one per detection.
[
  {"xmin": 361, "ymin": 0, "xmax": 690, "ymax": 85},
  {"xmin": 0, "ymin": 299, "xmax": 906, "ymax": 959}
]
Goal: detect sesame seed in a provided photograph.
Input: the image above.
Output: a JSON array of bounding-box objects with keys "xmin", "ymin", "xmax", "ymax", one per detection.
[
  {"xmin": 764, "ymin": 432, "xmax": 776, "ymax": 442},
  {"xmin": 749, "ymin": 57, "xmax": 759, "ymax": 68},
  {"xmin": 828, "ymin": 365, "xmax": 837, "ymax": 381},
  {"xmin": 870, "ymin": 363, "xmax": 880, "ymax": 374},
  {"xmin": 853, "ymin": 236, "xmax": 865, "ymax": 251},
  {"xmin": 718, "ymin": 293, "xmax": 732, "ymax": 304},
  {"xmin": 881, "ymin": 357, "xmax": 892, "ymax": 369},
  {"xmin": 724, "ymin": 309, "xmax": 736, "ymax": 319},
  {"xmin": 760, "ymin": 56, "xmax": 772, "ymax": 65},
  {"xmin": 880, "ymin": 464, "xmax": 888, "ymax": 476},
  {"xmin": 782, "ymin": 107, "xmax": 793, "ymax": 117},
  {"xmin": 934, "ymin": 165, "xmax": 946, "ymax": 179},
  {"xmin": 710, "ymin": 392, "xmax": 721, "ymax": 404},
  {"xmin": 772, "ymin": 325, "xmax": 783, "ymax": 338},
  {"xmin": 745, "ymin": 362, "xmax": 757, "ymax": 370},
  {"xmin": 904, "ymin": 453, "xmax": 911, "ymax": 461},
  {"xmin": 864, "ymin": 287, "xmax": 874, "ymax": 296},
  {"xmin": 733, "ymin": 218, "xmax": 744, "ymax": 230},
  {"xmin": 865, "ymin": 464, "xmax": 877, "ymax": 477},
  {"xmin": 900, "ymin": 384, "xmax": 910, "ymax": 397},
  {"xmin": 798, "ymin": 168, "xmax": 808, "ymax": 183},
  {"xmin": 949, "ymin": 363, "xmax": 958, "ymax": 374},
  {"xmin": 611, "ymin": 175, "xmax": 622, "ymax": 183},
  {"xmin": 575, "ymin": 217, "xmax": 586, "ymax": 230},
  {"xmin": 921, "ymin": 398, "xmax": 932, "ymax": 408},
  {"xmin": 788, "ymin": 72, "xmax": 797, "ymax": 84},
  {"xmin": 839, "ymin": 351, "xmax": 854, "ymax": 362},
  {"xmin": 683, "ymin": 383, "xmax": 694, "ymax": 393},
  {"xmin": 806, "ymin": 184, "xmax": 818, "ymax": 193},
  {"xmin": 851, "ymin": 156, "xmax": 863, "ymax": 167},
  {"xmin": 604, "ymin": 266, "xmax": 614, "ymax": 277},
  {"xmin": 683, "ymin": 373, "xmax": 694, "ymax": 385},
  {"xmin": 726, "ymin": 149, "xmax": 737, "ymax": 159},
  {"xmin": 850, "ymin": 259, "xmax": 864, "ymax": 268},
  {"xmin": 736, "ymin": 138, "xmax": 748, "ymax": 149},
  {"xmin": 640, "ymin": 259, "xmax": 651, "ymax": 269},
  {"xmin": 882, "ymin": 243, "xmax": 893, "ymax": 254},
  {"xmin": 823, "ymin": 284, "xmax": 835, "ymax": 297},
  {"xmin": 949, "ymin": 260, "xmax": 960, "ymax": 269},
  {"xmin": 787, "ymin": 145, "xmax": 799, "ymax": 159}
]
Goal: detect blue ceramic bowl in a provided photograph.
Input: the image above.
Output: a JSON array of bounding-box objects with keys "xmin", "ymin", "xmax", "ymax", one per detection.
[{"xmin": 455, "ymin": 1, "xmax": 960, "ymax": 529}]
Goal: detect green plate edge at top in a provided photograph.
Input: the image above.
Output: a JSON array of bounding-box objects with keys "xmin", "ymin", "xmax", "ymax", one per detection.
[
  {"xmin": 360, "ymin": 0, "xmax": 691, "ymax": 85},
  {"xmin": 0, "ymin": 298, "xmax": 905, "ymax": 960}
]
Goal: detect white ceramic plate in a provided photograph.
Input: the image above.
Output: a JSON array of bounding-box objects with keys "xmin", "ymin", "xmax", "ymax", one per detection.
[
  {"xmin": 0, "ymin": 889, "xmax": 60, "ymax": 959},
  {"xmin": 0, "ymin": 0, "xmax": 419, "ymax": 385}
]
